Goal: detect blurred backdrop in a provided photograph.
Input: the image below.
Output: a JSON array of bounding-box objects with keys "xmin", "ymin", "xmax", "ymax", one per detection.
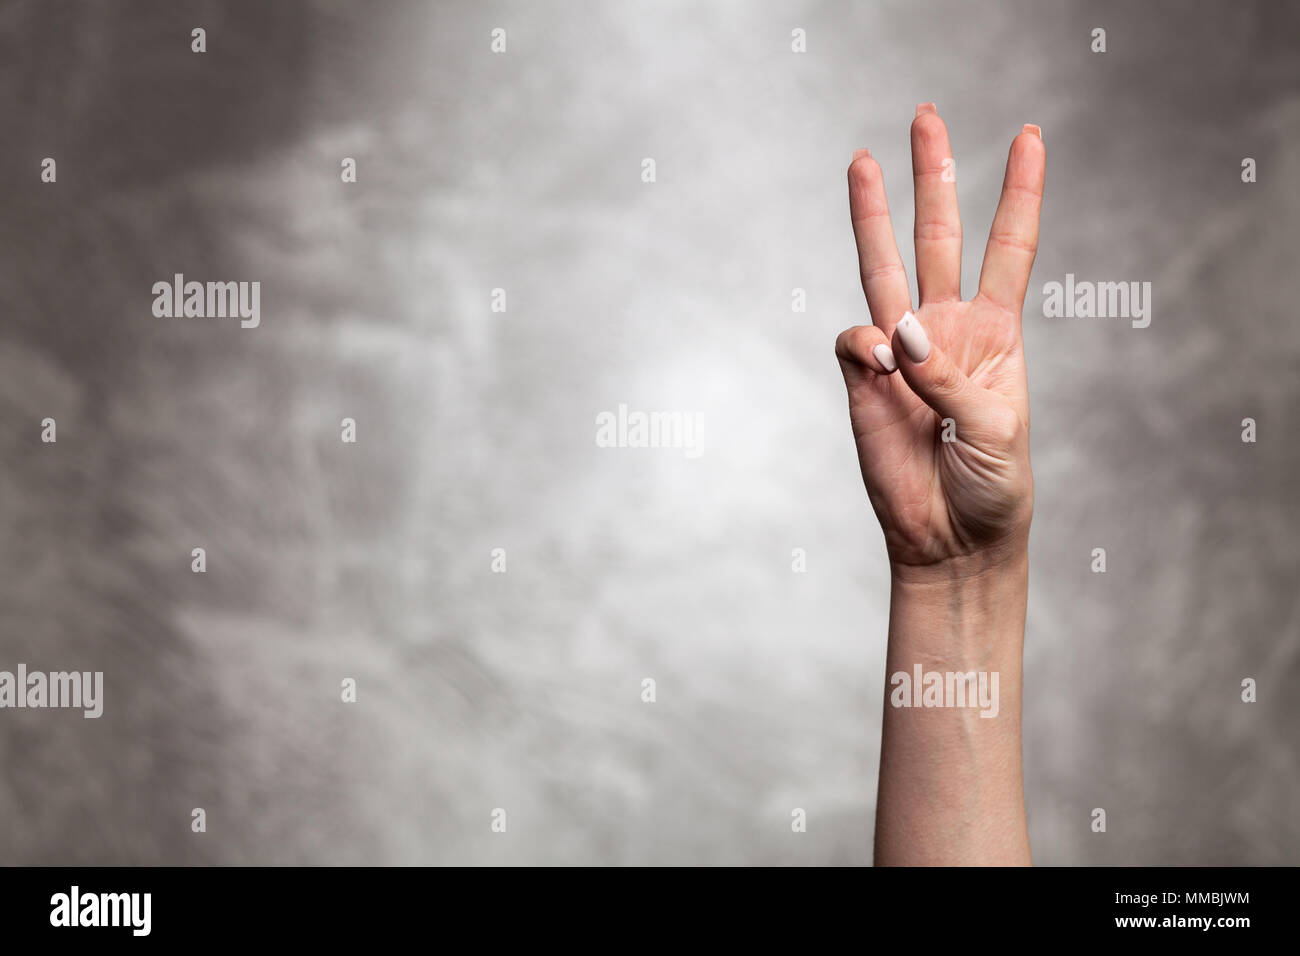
[{"xmin": 0, "ymin": 0, "xmax": 1297, "ymax": 864}]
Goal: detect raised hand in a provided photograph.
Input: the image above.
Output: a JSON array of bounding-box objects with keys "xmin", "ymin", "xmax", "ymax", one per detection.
[{"xmin": 835, "ymin": 104, "xmax": 1045, "ymax": 571}]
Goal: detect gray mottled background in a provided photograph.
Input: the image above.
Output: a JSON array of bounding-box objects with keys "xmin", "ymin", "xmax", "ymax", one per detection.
[{"xmin": 1, "ymin": 0, "xmax": 1297, "ymax": 865}]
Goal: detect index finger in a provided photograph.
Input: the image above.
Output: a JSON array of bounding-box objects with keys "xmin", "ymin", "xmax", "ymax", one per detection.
[
  {"xmin": 848, "ymin": 149, "xmax": 913, "ymax": 338},
  {"xmin": 977, "ymin": 126, "xmax": 1045, "ymax": 316}
]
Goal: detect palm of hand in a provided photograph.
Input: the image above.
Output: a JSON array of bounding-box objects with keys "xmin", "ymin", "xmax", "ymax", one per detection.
[{"xmin": 846, "ymin": 298, "xmax": 1029, "ymax": 566}]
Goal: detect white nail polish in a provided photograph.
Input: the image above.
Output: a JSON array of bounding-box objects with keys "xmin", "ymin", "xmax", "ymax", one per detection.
[
  {"xmin": 872, "ymin": 344, "xmax": 897, "ymax": 372},
  {"xmin": 896, "ymin": 311, "xmax": 931, "ymax": 363}
]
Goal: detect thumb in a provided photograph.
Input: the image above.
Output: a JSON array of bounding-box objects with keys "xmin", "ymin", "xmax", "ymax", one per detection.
[{"xmin": 890, "ymin": 311, "xmax": 981, "ymax": 424}]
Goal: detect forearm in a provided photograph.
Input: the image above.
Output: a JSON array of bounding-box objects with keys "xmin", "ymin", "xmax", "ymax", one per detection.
[{"xmin": 873, "ymin": 549, "xmax": 1031, "ymax": 865}]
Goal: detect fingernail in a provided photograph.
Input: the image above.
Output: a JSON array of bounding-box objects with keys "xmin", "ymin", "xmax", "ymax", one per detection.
[
  {"xmin": 916, "ymin": 102, "xmax": 937, "ymax": 116},
  {"xmin": 852, "ymin": 147, "xmax": 871, "ymax": 160},
  {"xmin": 896, "ymin": 311, "xmax": 931, "ymax": 363},
  {"xmin": 872, "ymin": 344, "xmax": 898, "ymax": 372},
  {"xmin": 1022, "ymin": 123, "xmax": 1042, "ymax": 139}
]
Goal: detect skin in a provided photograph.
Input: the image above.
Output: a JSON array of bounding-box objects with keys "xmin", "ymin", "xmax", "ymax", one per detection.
[{"xmin": 835, "ymin": 104, "xmax": 1045, "ymax": 865}]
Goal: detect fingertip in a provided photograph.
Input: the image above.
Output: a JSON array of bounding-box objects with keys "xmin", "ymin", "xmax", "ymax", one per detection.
[
  {"xmin": 836, "ymin": 324, "xmax": 899, "ymax": 375},
  {"xmin": 893, "ymin": 310, "xmax": 932, "ymax": 364},
  {"xmin": 910, "ymin": 108, "xmax": 950, "ymax": 150},
  {"xmin": 848, "ymin": 150, "xmax": 882, "ymax": 185},
  {"xmin": 1003, "ymin": 129, "xmax": 1046, "ymax": 190},
  {"xmin": 847, "ymin": 152, "xmax": 889, "ymax": 222},
  {"xmin": 871, "ymin": 344, "xmax": 899, "ymax": 374},
  {"xmin": 1013, "ymin": 125, "xmax": 1046, "ymax": 160}
]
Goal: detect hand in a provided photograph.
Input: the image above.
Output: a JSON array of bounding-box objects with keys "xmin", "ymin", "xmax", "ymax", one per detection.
[{"xmin": 835, "ymin": 104, "xmax": 1045, "ymax": 571}]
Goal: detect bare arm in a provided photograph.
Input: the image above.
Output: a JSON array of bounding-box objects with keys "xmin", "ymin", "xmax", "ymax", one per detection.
[
  {"xmin": 835, "ymin": 104, "xmax": 1045, "ymax": 865},
  {"xmin": 877, "ymin": 553, "xmax": 1030, "ymax": 864}
]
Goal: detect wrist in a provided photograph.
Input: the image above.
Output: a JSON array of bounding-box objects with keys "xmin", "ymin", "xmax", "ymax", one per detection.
[
  {"xmin": 888, "ymin": 537, "xmax": 1029, "ymax": 589},
  {"xmin": 887, "ymin": 545, "xmax": 1029, "ymax": 664}
]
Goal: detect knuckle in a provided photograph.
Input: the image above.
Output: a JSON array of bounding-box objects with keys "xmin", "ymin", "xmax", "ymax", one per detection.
[
  {"xmin": 860, "ymin": 259, "xmax": 905, "ymax": 283},
  {"xmin": 931, "ymin": 360, "xmax": 965, "ymax": 395},
  {"xmin": 837, "ymin": 324, "xmax": 885, "ymax": 363},
  {"xmin": 835, "ymin": 326, "xmax": 864, "ymax": 359},
  {"xmin": 986, "ymin": 408, "xmax": 1025, "ymax": 447},
  {"xmin": 987, "ymin": 231, "xmax": 1037, "ymax": 255},
  {"xmin": 914, "ymin": 218, "xmax": 962, "ymax": 242}
]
